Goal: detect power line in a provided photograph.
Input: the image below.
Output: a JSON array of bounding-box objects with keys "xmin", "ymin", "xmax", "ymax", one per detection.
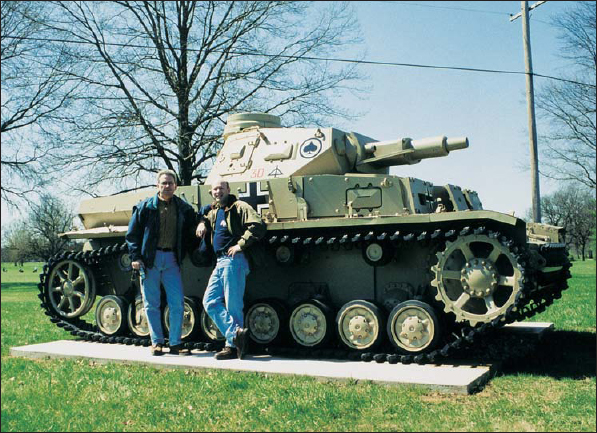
[
  {"xmin": 5, "ymin": 35, "xmax": 595, "ymax": 89},
  {"xmin": 377, "ymin": 1, "xmax": 551, "ymax": 24},
  {"xmin": 378, "ymin": 1, "xmax": 511, "ymax": 17}
]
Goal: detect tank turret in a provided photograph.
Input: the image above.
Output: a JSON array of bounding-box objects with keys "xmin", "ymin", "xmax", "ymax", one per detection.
[
  {"xmin": 206, "ymin": 113, "xmax": 468, "ymax": 185},
  {"xmin": 39, "ymin": 111, "xmax": 572, "ymax": 368}
]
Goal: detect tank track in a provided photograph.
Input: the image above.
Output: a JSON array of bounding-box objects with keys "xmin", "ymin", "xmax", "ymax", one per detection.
[
  {"xmin": 38, "ymin": 245, "xmax": 234, "ymax": 353},
  {"xmin": 38, "ymin": 226, "xmax": 571, "ymax": 365}
]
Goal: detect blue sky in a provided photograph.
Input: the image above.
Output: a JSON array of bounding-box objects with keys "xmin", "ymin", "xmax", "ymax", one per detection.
[
  {"xmin": 1, "ymin": 1, "xmax": 584, "ymax": 230},
  {"xmin": 333, "ymin": 0, "xmax": 580, "ymax": 218}
]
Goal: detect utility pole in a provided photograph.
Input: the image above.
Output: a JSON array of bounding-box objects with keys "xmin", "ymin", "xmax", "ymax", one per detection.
[{"xmin": 511, "ymin": 1, "xmax": 545, "ymax": 223}]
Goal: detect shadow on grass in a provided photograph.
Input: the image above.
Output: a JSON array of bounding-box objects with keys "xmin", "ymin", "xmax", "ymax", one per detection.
[
  {"xmin": 1, "ymin": 282, "xmax": 40, "ymax": 291},
  {"xmin": 501, "ymin": 330, "xmax": 596, "ymax": 380}
]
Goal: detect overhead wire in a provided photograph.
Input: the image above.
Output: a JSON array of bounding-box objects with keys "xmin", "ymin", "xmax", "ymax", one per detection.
[
  {"xmin": 4, "ymin": 35, "xmax": 595, "ymax": 89},
  {"xmin": 377, "ymin": 1, "xmax": 512, "ymax": 17},
  {"xmin": 375, "ymin": 1, "xmax": 552, "ymax": 25}
]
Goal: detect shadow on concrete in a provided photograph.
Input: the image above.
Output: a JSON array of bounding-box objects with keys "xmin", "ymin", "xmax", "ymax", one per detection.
[{"xmin": 501, "ymin": 330, "xmax": 596, "ymax": 380}]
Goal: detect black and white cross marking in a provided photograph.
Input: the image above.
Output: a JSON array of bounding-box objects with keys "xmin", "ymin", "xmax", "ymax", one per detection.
[{"xmin": 238, "ymin": 182, "xmax": 269, "ymax": 215}]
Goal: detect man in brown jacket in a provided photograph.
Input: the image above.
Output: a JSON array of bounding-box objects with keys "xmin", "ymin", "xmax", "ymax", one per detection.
[{"xmin": 196, "ymin": 178, "xmax": 266, "ymax": 359}]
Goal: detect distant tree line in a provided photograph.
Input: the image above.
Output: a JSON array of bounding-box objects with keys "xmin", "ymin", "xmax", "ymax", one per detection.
[
  {"xmin": 532, "ymin": 2, "xmax": 596, "ymax": 261},
  {"xmin": 1, "ymin": 194, "xmax": 82, "ymax": 263},
  {"xmin": 536, "ymin": 185, "xmax": 596, "ymax": 261}
]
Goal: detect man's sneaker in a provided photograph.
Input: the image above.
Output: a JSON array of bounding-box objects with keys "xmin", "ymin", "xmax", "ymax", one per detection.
[
  {"xmin": 151, "ymin": 344, "xmax": 164, "ymax": 356},
  {"xmin": 214, "ymin": 346, "xmax": 236, "ymax": 360},
  {"xmin": 169, "ymin": 344, "xmax": 191, "ymax": 356},
  {"xmin": 233, "ymin": 327, "xmax": 249, "ymax": 359}
]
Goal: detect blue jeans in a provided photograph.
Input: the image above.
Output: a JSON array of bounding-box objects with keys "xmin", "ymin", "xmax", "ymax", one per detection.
[
  {"xmin": 140, "ymin": 250, "xmax": 184, "ymax": 346},
  {"xmin": 203, "ymin": 252, "xmax": 250, "ymax": 348}
]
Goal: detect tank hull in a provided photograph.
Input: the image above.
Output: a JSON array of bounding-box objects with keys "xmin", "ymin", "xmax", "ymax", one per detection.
[
  {"xmin": 39, "ymin": 210, "xmax": 570, "ymax": 363},
  {"xmin": 38, "ymin": 113, "xmax": 572, "ymax": 363}
]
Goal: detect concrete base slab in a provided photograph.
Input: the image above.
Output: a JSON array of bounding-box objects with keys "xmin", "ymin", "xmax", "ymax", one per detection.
[
  {"xmin": 501, "ymin": 321, "xmax": 554, "ymax": 336},
  {"xmin": 9, "ymin": 322, "xmax": 553, "ymax": 395}
]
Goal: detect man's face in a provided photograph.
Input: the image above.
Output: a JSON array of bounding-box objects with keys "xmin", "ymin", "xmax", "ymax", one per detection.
[
  {"xmin": 157, "ymin": 174, "xmax": 177, "ymax": 200},
  {"xmin": 211, "ymin": 180, "xmax": 230, "ymax": 205}
]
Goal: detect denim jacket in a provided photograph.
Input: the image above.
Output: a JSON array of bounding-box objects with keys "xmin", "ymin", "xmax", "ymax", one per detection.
[{"xmin": 126, "ymin": 194, "xmax": 197, "ymax": 269}]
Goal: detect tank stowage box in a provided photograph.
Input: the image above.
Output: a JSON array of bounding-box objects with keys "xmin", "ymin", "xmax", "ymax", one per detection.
[{"xmin": 39, "ymin": 112, "xmax": 571, "ymax": 364}]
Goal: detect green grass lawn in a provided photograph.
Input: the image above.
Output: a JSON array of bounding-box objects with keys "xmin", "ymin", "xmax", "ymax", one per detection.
[{"xmin": 1, "ymin": 261, "xmax": 595, "ymax": 432}]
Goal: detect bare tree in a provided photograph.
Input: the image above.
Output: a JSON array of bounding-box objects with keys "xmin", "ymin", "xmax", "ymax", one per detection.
[
  {"xmin": 26, "ymin": 193, "xmax": 79, "ymax": 260},
  {"xmin": 1, "ymin": 194, "xmax": 78, "ymax": 262},
  {"xmin": 540, "ymin": 185, "xmax": 596, "ymax": 260},
  {"xmin": 536, "ymin": 1, "xmax": 596, "ymax": 189},
  {"xmin": 1, "ymin": 1, "xmax": 78, "ymax": 205},
  {"xmin": 43, "ymin": 1, "xmax": 364, "ymax": 193},
  {"xmin": 1, "ymin": 220, "xmax": 33, "ymax": 265}
]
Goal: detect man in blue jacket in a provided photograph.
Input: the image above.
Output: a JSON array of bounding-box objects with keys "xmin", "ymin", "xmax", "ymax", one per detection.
[{"xmin": 126, "ymin": 169, "xmax": 197, "ymax": 356}]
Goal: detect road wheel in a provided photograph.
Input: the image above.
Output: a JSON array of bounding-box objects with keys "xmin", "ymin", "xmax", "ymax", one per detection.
[
  {"xmin": 387, "ymin": 300, "xmax": 442, "ymax": 354},
  {"xmin": 164, "ymin": 297, "xmax": 200, "ymax": 340},
  {"xmin": 289, "ymin": 299, "xmax": 334, "ymax": 348},
  {"xmin": 337, "ymin": 300, "xmax": 385, "ymax": 351},
  {"xmin": 127, "ymin": 295, "xmax": 149, "ymax": 337},
  {"xmin": 95, "ymin": 295, "xmax": 128, "ymax": 336},
  {"xmin": 246, "ymin": 299, "xmax": 288, "ymax": 346},
  {"xmin": 200, "ymin": 309, "xmax": 225, "ymax": 342}
]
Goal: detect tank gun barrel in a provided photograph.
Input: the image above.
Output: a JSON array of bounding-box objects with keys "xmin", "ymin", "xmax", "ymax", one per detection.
[
  {"xmin": 356, "ymin": 135, "xmax": 469, "ymax": 169},
  {"xmin": 207, "ymin": 112, "xmax": 471, "ymax": 181}
]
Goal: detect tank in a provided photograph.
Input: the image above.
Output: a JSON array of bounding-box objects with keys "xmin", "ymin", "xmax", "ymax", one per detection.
[{"xmin": 38, "ymin": 112, "xmax": 571, "ymax": 364}]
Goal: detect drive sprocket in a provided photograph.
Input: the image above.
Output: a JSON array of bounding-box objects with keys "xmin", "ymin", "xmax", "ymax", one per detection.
[{"xmin": 430, "ymin": 232, "xmax": 525, "ymax": 327}]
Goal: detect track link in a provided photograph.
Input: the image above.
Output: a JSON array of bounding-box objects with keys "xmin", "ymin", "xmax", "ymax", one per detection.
[{"xmin": 38, "ymin": 225, "xmax": 571, "ymax": 365}]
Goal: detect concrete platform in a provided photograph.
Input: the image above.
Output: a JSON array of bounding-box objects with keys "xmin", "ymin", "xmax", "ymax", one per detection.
[
  {"xmin": 9, "ymin": 322, "xmax": 553, "ymax": 395},
  {"xmin": 500, "ymin": 321, "xmax": 554, "ymax": 335}
]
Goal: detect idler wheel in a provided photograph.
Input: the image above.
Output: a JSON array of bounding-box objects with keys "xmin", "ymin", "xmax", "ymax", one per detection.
[{"xmin": 45, "ymin": 259, "xmax": 96, "ymax": 319}]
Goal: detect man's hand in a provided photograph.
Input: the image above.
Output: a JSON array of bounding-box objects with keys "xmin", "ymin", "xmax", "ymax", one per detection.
[
  {"xmin": 132, "ymin": 260, "xmax": 144, "ymax": 271},
  {"xmin": 227, "ymin": 244, "xmax": 242, "ymax": 257},
  {"xmin": 196, "ymin": 222, "xmax": 206, "ymax": 238}
]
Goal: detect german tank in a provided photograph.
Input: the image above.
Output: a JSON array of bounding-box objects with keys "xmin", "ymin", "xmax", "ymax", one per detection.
[{"xmin": 38, "ymin": 112, "xmax": 571, "ymax": 364}]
